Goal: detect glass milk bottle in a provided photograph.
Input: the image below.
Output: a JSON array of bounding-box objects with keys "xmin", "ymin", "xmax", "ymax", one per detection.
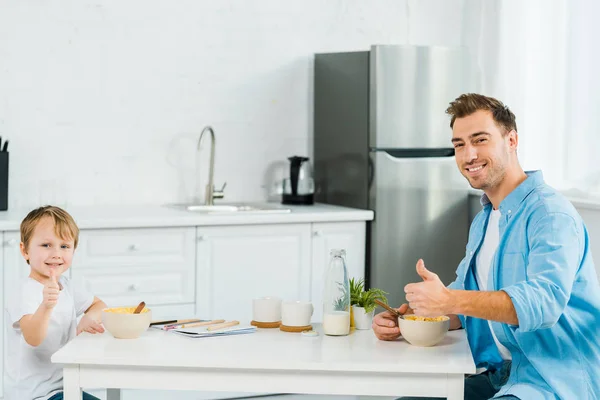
[{"xmin": 322, "ymin": 249, "xmax": 350, "ymax": 336}]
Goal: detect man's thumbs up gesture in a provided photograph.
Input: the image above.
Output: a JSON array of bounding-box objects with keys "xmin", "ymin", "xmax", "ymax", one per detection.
[
  {"xmin": 404, "ymin": 259, "xmax": 451, "ymax": 317},
  {"xmin": 43, "ymin": 269, "xmax": 60, "ymax": 310}
]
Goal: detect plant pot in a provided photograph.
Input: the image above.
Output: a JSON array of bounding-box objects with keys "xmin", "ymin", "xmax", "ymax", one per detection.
[{"xmin": 352, "ymin": 305, "xmax": 374, "ymax": 330}]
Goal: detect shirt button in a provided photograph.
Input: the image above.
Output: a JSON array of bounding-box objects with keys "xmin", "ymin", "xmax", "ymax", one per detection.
[{"xmin": 508, "ymin": 210, "xmax": 512, "ymax": 214}]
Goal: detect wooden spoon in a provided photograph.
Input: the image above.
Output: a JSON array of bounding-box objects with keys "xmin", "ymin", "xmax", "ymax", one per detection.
[
  {"xmin": 133, "ymin": 301, "xmax": 146, "ymax": 314},
  {"xmin": 374, "ymin": 299, "xmax": 403, "ymax": 318}
]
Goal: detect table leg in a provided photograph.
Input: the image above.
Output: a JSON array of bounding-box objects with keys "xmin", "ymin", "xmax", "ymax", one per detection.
[
  {"xmin": 107, "ymin": 388, "xmax": 122, "ymax": 400},
  {"xmin": 447, "ymin": 374, "xmax": 465, "ymax": 400},
  {"xmin": 63, "ymin": 366, "xmax": 82, "ymax": 400}
]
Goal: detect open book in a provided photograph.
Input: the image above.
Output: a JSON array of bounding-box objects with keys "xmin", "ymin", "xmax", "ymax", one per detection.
[
  {"xmin": 168, "ymin": 325, "xmax": 256, "ymax": 338},
  {"xmin": 150, "ymin": 319, "xmax": 256, "ymax": 338}
]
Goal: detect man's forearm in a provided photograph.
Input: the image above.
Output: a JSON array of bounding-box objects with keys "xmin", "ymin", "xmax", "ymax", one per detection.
[{"xmin": 449, "ymin": 289, "xmax": 519, "ymax": 325}]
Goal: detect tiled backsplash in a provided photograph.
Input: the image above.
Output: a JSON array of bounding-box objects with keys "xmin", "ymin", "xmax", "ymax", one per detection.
[{"xmin": 0, "ymin": 1, "xmax": 471, "ymax": 209}]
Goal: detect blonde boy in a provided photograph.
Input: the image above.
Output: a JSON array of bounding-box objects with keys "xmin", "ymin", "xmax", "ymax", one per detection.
[{"xmin": 5, "ymin": 206, "xmax": 106, "ymax": 400}]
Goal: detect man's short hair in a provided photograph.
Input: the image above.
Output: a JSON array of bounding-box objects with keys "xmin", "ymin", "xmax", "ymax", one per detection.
[{"xmin": 446, "ymin": 93, "xmax": 518, "ymax": 135}]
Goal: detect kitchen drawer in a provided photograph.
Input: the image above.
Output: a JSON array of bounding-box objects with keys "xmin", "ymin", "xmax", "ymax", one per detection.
[
  {"xmin": 75, "ymin": 227, "xmax": 195, "ymax": 269},
  {"xmin": 71, "ymin": 269, "xmax": 194, "ymax": 306}
]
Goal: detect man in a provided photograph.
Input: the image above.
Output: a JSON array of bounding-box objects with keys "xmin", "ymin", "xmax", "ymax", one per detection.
[{"xmin": 373, "ymin": 93, "xmax": 600, "ymax": 400}]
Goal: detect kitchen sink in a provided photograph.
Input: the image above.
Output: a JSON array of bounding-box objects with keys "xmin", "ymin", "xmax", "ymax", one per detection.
[{"xmin": 167, "ymin": 203, "xmax": 292, "ymax": 214}]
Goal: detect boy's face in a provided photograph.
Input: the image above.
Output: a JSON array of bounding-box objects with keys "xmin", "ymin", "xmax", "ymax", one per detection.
[{"xmin": 20, "ymin": 216, "xmax": 75, "ymax": 282}]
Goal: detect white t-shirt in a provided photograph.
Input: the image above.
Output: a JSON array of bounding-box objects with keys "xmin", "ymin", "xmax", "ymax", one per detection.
[
  {"xmin": 4, "ymin": 275, "xmax": 94, "ymax": 400},
  {"xmin": 475, "ymin": 209, "xmax": 512, "ymax": 361}
]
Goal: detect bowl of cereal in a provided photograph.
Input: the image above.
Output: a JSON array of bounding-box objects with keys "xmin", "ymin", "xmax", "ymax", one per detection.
[
  {"xmin": 397, "ymin": 314, "xmax": 450, "ymax": 347},
  {"xmin": 101, "ymin": 305, "xmax": 152, "ymax": 339}
]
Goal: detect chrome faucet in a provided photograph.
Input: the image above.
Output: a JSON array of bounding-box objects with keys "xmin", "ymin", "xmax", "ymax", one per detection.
[{"xmin": 198, "ymin": 126, "xmax": 226, "ymax": 205}]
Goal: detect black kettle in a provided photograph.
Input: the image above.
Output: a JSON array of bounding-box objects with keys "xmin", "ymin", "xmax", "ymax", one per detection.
[{"xmin": 282, "ymin": 156, "xmax": 314, "ymax": 205}]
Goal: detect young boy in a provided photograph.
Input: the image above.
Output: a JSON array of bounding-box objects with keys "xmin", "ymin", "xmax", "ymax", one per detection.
[{"xmin": 5, "ymin": 206, "xmax": 106, "ymax": 400}]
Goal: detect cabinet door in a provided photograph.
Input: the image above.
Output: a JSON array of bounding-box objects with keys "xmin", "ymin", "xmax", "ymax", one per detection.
[
  {"xmin": 196, "ymin": 224, "xmax": 312, "ymax": 321},
  {"xmin": 71, "ymin": 227, "xmax": 196, "ymax": 308},
  {"xmin": 3, "ymin": 231, "xmax": 31, "ymax": 399},
  {"xmin": 311, "ymin": 222, "xmax": 366, "ymax": 322},
  {"xmin": 3, "ymin": 231, "xmax": 34, "ymax": 310}
]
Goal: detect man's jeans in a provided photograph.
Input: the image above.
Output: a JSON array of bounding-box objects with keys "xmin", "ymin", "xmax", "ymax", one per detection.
[
  {"xmin": 48, "ymin": 391, "xmax": 101, "ymax": 400},
  {"xmin": 400, "ymin": 361, "xmax": 518, "ymax": 400}
]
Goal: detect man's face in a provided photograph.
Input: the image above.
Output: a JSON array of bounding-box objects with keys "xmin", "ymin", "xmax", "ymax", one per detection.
[{"xmin": 451, "ymin": 110, "xmax": 516, "ymax": 191}]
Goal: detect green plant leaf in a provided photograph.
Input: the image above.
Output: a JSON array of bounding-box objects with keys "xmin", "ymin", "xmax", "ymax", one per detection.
[{"xmin": 349, "ymin": 278, "xmax": 365, "ymax": 306}]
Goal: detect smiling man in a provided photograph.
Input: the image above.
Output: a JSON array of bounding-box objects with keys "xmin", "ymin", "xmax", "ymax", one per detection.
[{"xmin": 372, "ymin": 93, "xmax": 600, "ymax": 400}]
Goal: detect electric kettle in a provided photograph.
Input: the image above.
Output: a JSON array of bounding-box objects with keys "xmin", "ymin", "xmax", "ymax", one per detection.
[{"xmin": 282, "ymin": 156, "xmax": 314, "ymax": 205}]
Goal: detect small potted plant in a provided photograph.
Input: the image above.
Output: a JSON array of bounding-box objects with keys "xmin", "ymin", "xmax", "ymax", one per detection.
[{"xmin": 349, "ymin": 278, "xmax": 389, "ymax": 330}]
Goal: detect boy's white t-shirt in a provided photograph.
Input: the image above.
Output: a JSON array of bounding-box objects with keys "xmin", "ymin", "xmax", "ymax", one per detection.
[{"xmin": 4, "ymin": 275, "xmax": 94, "ymax": 400}]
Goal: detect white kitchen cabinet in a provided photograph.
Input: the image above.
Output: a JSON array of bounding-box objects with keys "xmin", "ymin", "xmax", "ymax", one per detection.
[
  {"xmin": 71, "ymin": 227, "xmax": 196, "ymax": 309},
  {"xmin": 576, "ymin": 208, "xmax": 600, "ymax": 282},
  {"xmin": 3, "ymin": 232, "xmax": 31, "ymax": 315},
  {"xmin": 2, "ymin": 231, "xmax": 31, "ymax": 400},
  {"xmin": 310, "ymin": 222, "xmax": 366, "ymax": 322},
  {"xmin": 195, "ymin": 224, "xmax": 312, "ymax": 321}
]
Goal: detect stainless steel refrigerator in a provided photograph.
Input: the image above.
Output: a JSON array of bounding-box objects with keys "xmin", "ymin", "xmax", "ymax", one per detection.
[{"xmin": 314, "ymin": 45, "xmax": 474, "ymax": 308}]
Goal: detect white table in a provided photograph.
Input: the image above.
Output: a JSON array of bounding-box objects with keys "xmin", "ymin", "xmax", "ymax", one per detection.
[{"xmin": 51, "ymin": 324, "xmax": 476, "ymax": 400}]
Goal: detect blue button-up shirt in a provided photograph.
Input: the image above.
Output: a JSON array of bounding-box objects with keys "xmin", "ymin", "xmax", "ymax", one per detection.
[{"xmin": 449, "ymin": 171, "xmax": 600, "ymax": 399}]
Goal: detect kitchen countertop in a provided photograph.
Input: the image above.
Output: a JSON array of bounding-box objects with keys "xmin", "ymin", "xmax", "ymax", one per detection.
[{"xmin": 0, "ymin": 203, "xmax": 374, "ymax": 230}]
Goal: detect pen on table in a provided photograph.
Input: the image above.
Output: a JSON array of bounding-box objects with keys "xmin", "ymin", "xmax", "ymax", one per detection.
[
  {"xmin": 206, "ymin": 320, "xmax": 240, "ymax": 332},
  {"xmin": 171, "ymin": 319, "xmax": 226, "ymax": 330},
  {"xmin": 150, "ymin": 318, "xmax": 204, "ymax": 327}
]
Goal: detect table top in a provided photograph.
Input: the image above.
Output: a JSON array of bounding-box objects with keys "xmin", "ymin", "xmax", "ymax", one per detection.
[{"xmin": 52, "ymin": 324, "xmax": 476, "ymax": 375}]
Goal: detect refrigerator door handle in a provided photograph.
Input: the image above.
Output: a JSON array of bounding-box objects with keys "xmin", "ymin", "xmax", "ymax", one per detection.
[
  {"xmin": 368, "ymin": 156, "xmax": 375, "ymax": 190},
  {"xmin": 371, "ymin": 148, "xmax": 456, "ymax": 158}
]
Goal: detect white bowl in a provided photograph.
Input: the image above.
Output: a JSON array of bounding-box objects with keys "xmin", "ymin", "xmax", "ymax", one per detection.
[
  {"xmin": 101, "ymin": 307, "xmax": 152, "ymax": 339},
  {"xmin": 397, "ymin": 314, "xmax": 450, "ymax": 347}
]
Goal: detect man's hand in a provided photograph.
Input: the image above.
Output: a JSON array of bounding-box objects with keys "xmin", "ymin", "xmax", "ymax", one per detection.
[
  {"xmin": 42, "ymin": 269, "xmax": 60, "ymax": 310},
  {"xmin": 77, "ymin": 314, "xmax": 105, "ymax": 335},
  {"xmin": 404, "ymin": 259, "xmax": 452, "ymax": 317},
  {"xmin": 372, "ymin": 303, "xmax": 410, "ymax": 341}
]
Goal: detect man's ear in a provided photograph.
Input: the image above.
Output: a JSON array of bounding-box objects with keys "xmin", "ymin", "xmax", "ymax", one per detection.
[{"xmin": 507, "ymin": 129, "xmax": 519, "ymax": 152}]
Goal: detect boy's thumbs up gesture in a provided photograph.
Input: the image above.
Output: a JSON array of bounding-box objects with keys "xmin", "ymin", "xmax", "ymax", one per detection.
[{"xmin": 43, "ymin": 269, "xmax": 60, "ymax": 309}]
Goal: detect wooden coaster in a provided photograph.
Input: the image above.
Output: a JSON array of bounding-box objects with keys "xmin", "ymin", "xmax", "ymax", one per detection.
[
  {"xmin": 251, "ymin": 320, "xmax": 281, "ymax": 328},
  {"xmin": 280, "ymin": 324, "xmax": 313, "ymax": 333}
]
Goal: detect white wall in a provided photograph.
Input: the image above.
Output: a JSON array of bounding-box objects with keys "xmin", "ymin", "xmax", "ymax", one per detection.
[{"xmin": 0, "ymin": 0, "xmax": 475, "ymax": 209}]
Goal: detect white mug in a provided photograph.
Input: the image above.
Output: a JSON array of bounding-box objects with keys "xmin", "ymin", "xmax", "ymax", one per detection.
[
  {"xmin": 281, "ymin": 301, "xmax": 314, "ymax": 327},
  {"xmin": 252, "ymin": 296, "xmax": 282, "ymax": 323}
]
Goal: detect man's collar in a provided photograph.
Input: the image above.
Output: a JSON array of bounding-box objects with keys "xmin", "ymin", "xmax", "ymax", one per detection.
[{"xmin": 479, "ymin": 170, "xmax": 545, "ymax": 213}]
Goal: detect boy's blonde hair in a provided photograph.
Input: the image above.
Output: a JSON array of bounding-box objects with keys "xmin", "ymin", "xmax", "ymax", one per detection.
[{"xmin": 20, "ymin": 206, "xmax": 80, "ymax": 253}]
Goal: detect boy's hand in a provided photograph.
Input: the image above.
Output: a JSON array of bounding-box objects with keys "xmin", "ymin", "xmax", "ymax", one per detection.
[
  {"xmin": 77, "ymin": 314, "xmax": 105, "ymax": 335},
  {"xmin": 42, "ymin": 269, "xmax": 60, "ymax": 310}
]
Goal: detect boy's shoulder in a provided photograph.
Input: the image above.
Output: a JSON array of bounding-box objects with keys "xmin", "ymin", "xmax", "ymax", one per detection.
[{"xmin": 18, "ymin": 277, "xmax": 43, "ymax": 295}]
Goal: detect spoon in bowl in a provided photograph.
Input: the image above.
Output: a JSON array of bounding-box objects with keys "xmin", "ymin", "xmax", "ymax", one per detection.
[
  {"xmin": 133, "ymin": 301, "xmax": 146, "ymax": 314},
  {"xmin": 374, "ymin": 299, "xmax": 404, "ymax": 319}
]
